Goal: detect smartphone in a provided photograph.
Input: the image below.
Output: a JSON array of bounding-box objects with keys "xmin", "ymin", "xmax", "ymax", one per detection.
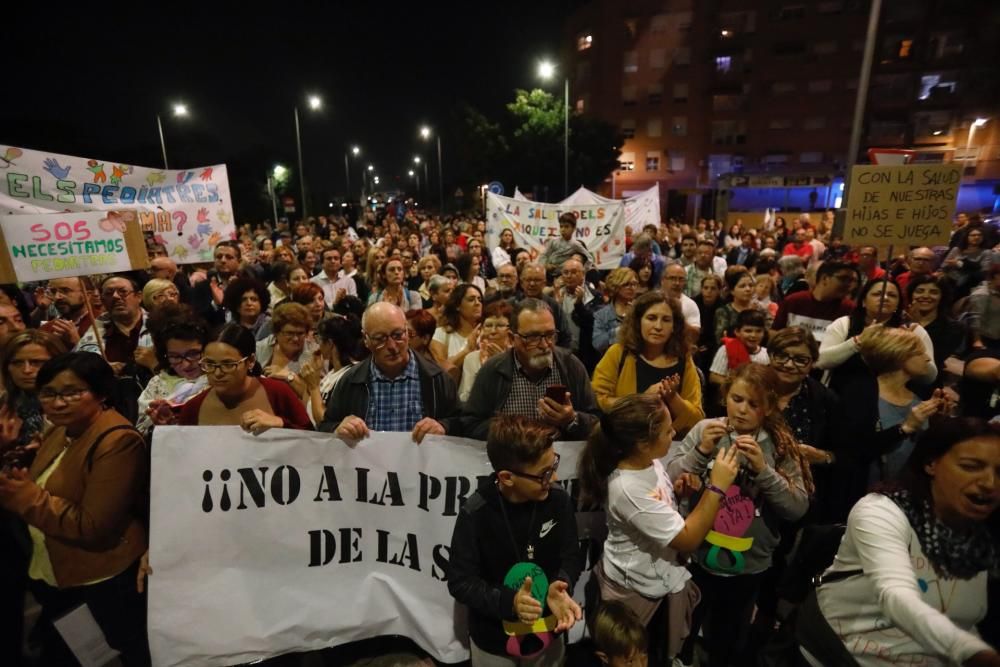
[{"xmin": 545, "ymin": 384, "xmax": 569, "ymax": 404}]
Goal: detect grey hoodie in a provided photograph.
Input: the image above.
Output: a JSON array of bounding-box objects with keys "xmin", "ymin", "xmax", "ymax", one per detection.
[{"xmin": 665, "ymin": 418, "xmax": 809, "ymax": 575}]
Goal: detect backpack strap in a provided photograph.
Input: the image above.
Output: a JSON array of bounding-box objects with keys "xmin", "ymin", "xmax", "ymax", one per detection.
[{"xmin": 83, "ymin": 424, "xmax": 144, "ymax": 472}]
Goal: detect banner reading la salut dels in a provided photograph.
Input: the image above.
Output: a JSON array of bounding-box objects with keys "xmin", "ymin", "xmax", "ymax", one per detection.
[
  {"xmin": 486, "ymin": 191, "xmax": 625, "ymax": 269},
  {"xmin": 148, "ymin": 428, "xmax": 593, "ymax": 667},
  {"xmin": 0, "ymin": 145, "xmax": 235, "ymax": 266}
]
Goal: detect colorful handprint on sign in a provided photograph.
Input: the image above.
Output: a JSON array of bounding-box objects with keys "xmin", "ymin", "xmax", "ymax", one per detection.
[
  {"xmin": 199, "ymin": 167, "xmax": 213, "ymax": 181},
  {"xmin": 98, "ymin": 211, "xmax": 127, "ymax": 233},
  {"xmin": 110, "ymin": 164, "xmax": 132, "ymax": 186},
  {"xmin": 42, "ymin": 158, "xmax": 71, "ymax": 180},
  {"xmin": 87, "ymin": 160, "xmax": 106, "ymax": 184},
  {"xmin": 176, "ymin": 171, "xmax": 194, "ymax": 184},
  {"xmin": 147, "ymin": 172, "xmax": 166, "ymax": 186}
]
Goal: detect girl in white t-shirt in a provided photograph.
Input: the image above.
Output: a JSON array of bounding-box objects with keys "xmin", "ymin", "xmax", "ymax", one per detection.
[{"xmin": 578, "ymin": 393, "xmax": 739, "ymax": 661}]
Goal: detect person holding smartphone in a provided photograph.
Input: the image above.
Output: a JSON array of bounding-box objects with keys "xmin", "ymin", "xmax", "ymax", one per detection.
[{"xmin": 460, "ymin": 298, "xmax": 600, "ymax": 441}]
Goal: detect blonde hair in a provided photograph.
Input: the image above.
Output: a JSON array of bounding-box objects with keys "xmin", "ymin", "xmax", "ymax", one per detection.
[
  {"xmin": 417, "ymin": 254, "xmax": 441, "ymax": 274},
  {"xmin": 606, "ymin": 267, "xmax": 638, "ymax": 302},
  {"xmin": 142, "ymin": 279, "xmax": 176, "ymax": 309},
  {"xmin": 858, "ymin": 325, "xmax": 924, "ymax": 375}
]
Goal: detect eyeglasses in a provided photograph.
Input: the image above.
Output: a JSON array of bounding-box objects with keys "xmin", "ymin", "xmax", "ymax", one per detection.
[
  {"xmin": 515, "ymin": 331, "xmax": 557, "ymax": 347},
  {"xmin": 366, "ymin": 329, "xmax": 408, "ymax": 349},
  {"xmin": 278, "ymin": 329, "xmax": 308, "ymax": 340},
  {"xmin": 624, "ymin": 281, "xmax": 640, "ymax": 287},
  {"xmin": 199, "ymin": 356, "xmax": 250, "ymax": 374},
  {"xmin": 771, "ymin": 352, "xmax": 812, "ymax": 369},
  {"xmin": 152, "ymin": 290, "xmax": 180, "ymax": 302},
  {"xmin": 510, "ymin": 453, "xmax": 561, "ymax": 487},
  {"xmin": 38, "ymin": 388, "xmax": 91, "ymax": 403},
  {"xmin": 44, "ymin": 287, "xmax": 79, "ymax": 298},
  {"xmin": 166, "ymin": 350, "xmax": 204, "ymax": 365},
  {"xmin": 101, "ymin": 287, "xmax": 135, "ymax": 299}
]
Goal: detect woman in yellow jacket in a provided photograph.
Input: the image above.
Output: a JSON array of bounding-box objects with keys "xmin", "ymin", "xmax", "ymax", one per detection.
[{"xmin": 592, "ymin": 290, "xmax": 704, "ymax": 434}]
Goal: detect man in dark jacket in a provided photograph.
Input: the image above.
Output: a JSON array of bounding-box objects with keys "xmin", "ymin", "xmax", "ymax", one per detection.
[
  {"xmin": 726, "ymin": 232, "xmax": 759, "ymax": 268},
  {"xmin": 447, "ymin": 415, "xmax": 582, "ymax": 662},
  {"xmin": 460, "ymin": 299, "xmax": 600, "ymax": 441},
  {"xmin": 318, "ymin": 302, "xmax": 458, "ymax": 441},
  {"xmin": 190, "ymin": 240, "xmax": 243, "ymax": 327}
]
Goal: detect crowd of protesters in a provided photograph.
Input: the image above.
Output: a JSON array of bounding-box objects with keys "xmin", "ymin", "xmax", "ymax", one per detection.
[{"xmin": 0, "ymin": 205, "xmax": 998, "ymax": 667}]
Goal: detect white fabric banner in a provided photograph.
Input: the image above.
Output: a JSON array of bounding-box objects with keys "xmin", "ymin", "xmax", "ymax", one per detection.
[
  {"xmin": 559, "ymin": 186, "xmax": 661, "ymax": 234},
  {"xmin": 148, "ymin": 427, "xmax": 593, "ymax": 667},
  {"xmin": 485, "ymin": 192, "xmax": 626, "ymax": 270},
  {"xmin": 0, "ymin": 144, "xmax": 235, "ymax": 265}
]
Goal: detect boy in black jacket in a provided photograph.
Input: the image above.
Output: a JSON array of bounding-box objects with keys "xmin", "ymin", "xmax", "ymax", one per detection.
[{"xmin": 447, "ymin": 415, "xmax": 582, "ymax": 665}]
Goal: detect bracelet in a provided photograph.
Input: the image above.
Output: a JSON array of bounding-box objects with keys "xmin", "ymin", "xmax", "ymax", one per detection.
[{"xmin": 705, "ymin": 483, "xmax": 727, "ymax": 498}]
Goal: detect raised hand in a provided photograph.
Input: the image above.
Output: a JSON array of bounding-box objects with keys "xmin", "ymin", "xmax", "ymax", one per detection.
[
  {"xmin": 42, "ymin": 158, "xmax": 70, "ymax": 180},
  {"xmin": 513, "ymin": 576, "xmax": 543, "ymax": 623},
  {"xmin": 546, "ymin": 580, "xmax": 582, "ymax": 633}
]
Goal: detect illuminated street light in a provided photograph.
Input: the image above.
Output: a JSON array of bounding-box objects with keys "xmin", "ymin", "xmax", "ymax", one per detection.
[
  {"xmin": 420, "ymin": 126, "xmax": 431, "ymax": 139},
  {"xmin": 156, "ymin": 102, "xmax": 191, "ymax": 169},
  {"xmin": 273, "ymin": 164, "xmax": 287, "ymax": 178},
  {"xmin": 294, "ymin": 94, "xmax": 323, "ymax": 217},
  {"xmin": 536, "ymin": 59, "xmax": 570, "ymax": 197},
  {"xmin": 420, "ymin": 127, "xmax": 444, "ymax": 211},
  {"xmin": 537, "ymin": 60, "xmax": 555, "ymax": 79},
  {"xmin": 352, "ymin": 146, "xmax": 360, "ymax": 155},
  {"xmin": 308, "ymin": 95, "xmax": 322, "ymax": 110}
]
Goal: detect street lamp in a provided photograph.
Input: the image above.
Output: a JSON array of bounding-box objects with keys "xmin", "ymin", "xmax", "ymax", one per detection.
[
  {"xmin": 414, "ymin": 156, "xmax": 428, "ymax": 198},
  {"xmin": 267, "ymin": 164, "xmax": 287, "ymax": 227},
  {"xmin": 344, "ymin": 145, "xmax": 361, "ymax": 202},
  {"xmin": 966, "ymin": 117, "xmax": 989, "ymax": 168},
  {"xmin": 156, "ymin": 102, "xmax": 189, "ymax": 169},
  {"xmin": 294, "ymin": 94, "xmax": 322, "ymax": 218},
  {"xmin": 538, "ymin": 59, "xmax": 570, "ymax": 198},
  {"xmin": 420, "ymin": 126, "xmax": 444, "ymax": 212}
]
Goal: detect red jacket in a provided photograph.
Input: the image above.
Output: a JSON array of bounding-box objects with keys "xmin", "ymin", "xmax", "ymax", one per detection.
[
  {"xmin": 178, "ymin": 377, "xmax": 312, "ymax": 430},
  {"xmin": 782, "ymin": 242, "xmax": 814, "ymax": 262}
]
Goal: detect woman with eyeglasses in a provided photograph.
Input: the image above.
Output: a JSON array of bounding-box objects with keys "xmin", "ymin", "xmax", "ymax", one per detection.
[
  {"xmin": 0, "ymin": 352, "xmax": 151, "ymax": 666},
  {"xmin": 593, "ymin": 268, "xmax": 639, "ymax": 356},
  {"xmin": 140, "ymin": 279, "xmax": 180, "ymax": 313},
  {"xmin": 458, "ymin": 300, "xmax": 513, "ymax": 402},
  {"xmin": 222, "ymin": 277, "xmax": 271, "ymax": 341},
  {"xmin": 176, "ymin": 323, "xmax": 311, "ymax": 432},
  {"xmin": 139, "ymin": 307, "xmax": 209, "ymax": 436},
  {"xmin": 255, "ymin": 302, "xmax": 319, "ymax": 400},
  {"xmin": 431, "ymin": 282, "xmax": 483, "ymax": 381}
]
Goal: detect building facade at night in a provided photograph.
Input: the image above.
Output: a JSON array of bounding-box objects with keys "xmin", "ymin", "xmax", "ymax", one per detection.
[{"xmin": 564, "ymin": 0, "xmax": 1000, "ymax": 222}]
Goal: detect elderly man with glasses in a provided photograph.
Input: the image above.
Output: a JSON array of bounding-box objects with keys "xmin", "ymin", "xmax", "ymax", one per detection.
[
  {"xmin": 460, "ymin": 298, "xmax": 599, "ymax": 441},
  {"xmin": 76, "ymin": 275, "xmax": 153, "ymax": 377},
  {"xmin": 318, "ymin": 302, "xmax": 458, "ymax": 443}
]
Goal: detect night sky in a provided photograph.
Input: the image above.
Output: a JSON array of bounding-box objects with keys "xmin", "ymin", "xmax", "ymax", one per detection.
[{"xmin": 4, "ymin": 2, "xmax": 582, "ymax": 218}]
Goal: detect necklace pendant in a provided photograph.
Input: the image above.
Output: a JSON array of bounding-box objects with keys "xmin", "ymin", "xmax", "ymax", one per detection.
[{"xmin": 527, "ymin": 544, "xmax": 535, "ymax": 561}]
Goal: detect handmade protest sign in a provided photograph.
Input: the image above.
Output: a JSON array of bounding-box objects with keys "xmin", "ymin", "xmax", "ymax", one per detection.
[
  {"xmin": 0, "ymin": 210, "xmax": 148, "ymax": 282},
  {"xmin": 843, "ymin": 163, "xmax": 961, "ymax": 247},
  {"xmin": 485, "ymin": 191, "xmax": 626, "ymax": 269},
  {"xmin": 148, "ymin": 428, "xmax": 595, "ymax": 667},
  {"xmin": 0, "ymin": 145, "xmax": 235, "ymax": 265}
]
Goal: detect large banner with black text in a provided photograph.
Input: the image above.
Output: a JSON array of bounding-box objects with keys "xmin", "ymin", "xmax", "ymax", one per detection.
[{"xmin": 148, "ymin": 428, "xmax": 595, "ymax": 667}]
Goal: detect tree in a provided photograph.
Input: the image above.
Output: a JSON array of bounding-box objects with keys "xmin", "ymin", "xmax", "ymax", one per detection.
[
  {"xmin": 452, "ymin": 103, "xmax": 508, "ymax": 186},
  {"xmin": 506, "ymin": 88, "xmax": 564, "ymax": 192},
  {"xmin": 569, "ymin": 114, "xmax": 623, "ymax": 192}
]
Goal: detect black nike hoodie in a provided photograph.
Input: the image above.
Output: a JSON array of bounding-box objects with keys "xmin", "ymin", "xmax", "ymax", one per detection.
[{"xmin": 447, "ymin": 474, "xmax": 582, "ymax": 657}]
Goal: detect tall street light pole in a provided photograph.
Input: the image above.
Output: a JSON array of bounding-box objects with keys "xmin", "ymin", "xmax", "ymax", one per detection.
[
  {"xmin": 414, "ymin": 156, "xmax": 428, "ymax": 198},
  {"xmin": 344, "ymin": 145, "xmax": 360, "ymax": 202},
  {"xmin": 156, "ymin": 103, "xmax": 188, "ymax": 169},
  {"xmin": 538, "ymin": 61, "xmax": 569, "ymax": 198},
  {"xmin": 268, "ymin": 164, "xmax": 287, "ymax": 228},
  {"xmin": 295, "ymin": 94, "xmax": 322, "ymax": 219},
  {"xmin": 421, "ymin": 127, "xmax": 444, "ymax": 213}
]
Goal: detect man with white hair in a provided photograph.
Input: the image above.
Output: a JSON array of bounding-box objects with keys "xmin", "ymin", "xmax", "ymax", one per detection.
[
  {"xmin": 460, "ymin": 298, "xmax": 599, "ymax": 440},
  {"xmin": 319, "ymin": 302, "xmax": 458, "ymax": 442}
]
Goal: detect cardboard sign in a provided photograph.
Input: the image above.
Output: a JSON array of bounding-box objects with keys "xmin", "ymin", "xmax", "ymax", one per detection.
[
  {"xmin": 0, "ymin": 210, "xmax": 148, "ymax": 283},
  {"xmin": 843, "ymin": 164, "xmax": 961, "ymax": 247}
]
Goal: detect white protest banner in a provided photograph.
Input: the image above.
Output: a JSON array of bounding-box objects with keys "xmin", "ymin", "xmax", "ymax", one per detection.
[
  {"xmin": 148, "ymin": 428, "xmax": 591, "ymax": 667},
  {"xmin": 0, "ymin": 209, "xmax": 148, "ymax": 283},
  {"xmin": 622, "ymin": 185, "xmax": 661, "ymax": 234},
  {"xmin": 0, "ymin": 145, "xmax": 235, "ymax": 265},
  {"xmin": 485, "ymin": 191, "xmax": 625, "ymax": 269},
  {"xmin": 843, "ymin": 163, "xmax": 961, "ymax": 247}
]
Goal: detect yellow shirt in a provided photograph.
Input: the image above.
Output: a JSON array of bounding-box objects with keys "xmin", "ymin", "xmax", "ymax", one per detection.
[{"xmin": 28, "ymin": 446, "xmax": 112, "ymax": 587}]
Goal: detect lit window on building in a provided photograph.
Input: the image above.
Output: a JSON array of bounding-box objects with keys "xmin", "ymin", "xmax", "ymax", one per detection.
[
  {"xmin": 715, "ymin": 56, "xmax": 732, "ymax": 73},
  {"xmin": 918, "ymin": 74, "xmax": 958, "ymax": 100},
  {"xmin": 670, "ymin": 152, "xmax": 686, "ymax": 171},
  {"xmin": 619, "ymin": 151, "xmax": 636, "ymax": 171},
  {"xmin": 646, "ymin": 152, "xmax": 661, "ymax": 171},
  {"xmin": 577, "ymin": 33, "xmax": 593, "ymax": 51},
  {"xmin": 898, "ymin": 39, "xmax": 913, "ymax": 58}
]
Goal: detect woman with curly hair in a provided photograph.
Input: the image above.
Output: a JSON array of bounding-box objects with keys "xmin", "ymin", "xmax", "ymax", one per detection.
[
  {"xmin": 223, "ymin": 276, "xmax": 271, "ymax": 340},
  {"xmin": 430, "ymin": 283, "xmax": 483, "ymax": 380},
  {"xmin": 592, "ymin": 290, "xmax": 704, "ymax": 434}
]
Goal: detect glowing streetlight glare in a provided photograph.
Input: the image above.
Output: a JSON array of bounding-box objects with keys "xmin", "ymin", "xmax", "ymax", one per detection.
[
  {"xmin": 973, "ymin": 118, "xmax": 988, "ymax": 128},
  {"xmin": 308, "ymin": 95, "xmax": 322, "ymax": 110},
  {"xmin": 173, "ymin": 103, "xmax": 188, "ymax": 117},
  {"xmin": 420, "ymin": 126, "xmax": 431, "ymax": 139},
  {"xmin": 352, "ymin": 146, "xmax": 360, "ymax": 155},
  {"xmin": 367, "ymin": 165, "xmax": 374, "ymax": 171},
  {"xmin": 413, "ymin": 156, "xmax": 421, "ymax": 164},
  {"xmin": 273, "ymin": 164, "xmax": 287, "ymax": 178},
  {"xmin": 538, "ymin": 61, "xmax": 555, "ymax": 79},
  {"xmin": 408, "ymin": 170, "xmax": 414, "ymax": 176}
]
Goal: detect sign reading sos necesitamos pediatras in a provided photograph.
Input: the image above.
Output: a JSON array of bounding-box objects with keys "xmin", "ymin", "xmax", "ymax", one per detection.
[
  {"xmin": 844, "ymin": 163, "xmax": 962, "ymax": 247},
  {"xmin": 0, "ymin": 210, "xmax": 148, "ymax": 283}
]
